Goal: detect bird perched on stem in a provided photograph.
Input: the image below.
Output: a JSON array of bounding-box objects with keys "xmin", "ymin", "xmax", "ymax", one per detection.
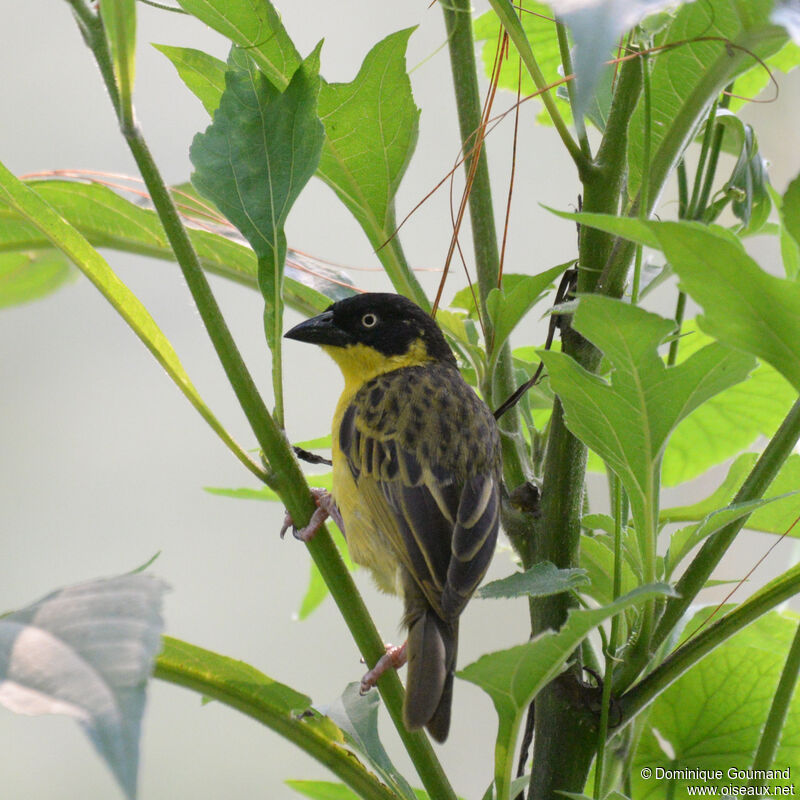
[{"xmin": 285, "ymin": 292, "xmax": 502, "ymax": 742}]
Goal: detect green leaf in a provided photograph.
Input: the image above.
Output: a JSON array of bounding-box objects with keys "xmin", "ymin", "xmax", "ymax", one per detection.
[
  {"xmin": 783, "ymin": 173, "xmax": 800, "ymax": 262},
  {"xmin": 540, "ymin": 295, "xmax": 755, "ymax": 548},
  {"xmin": 485, "ymin": 264, "xmax": 567, "ymax": 363},
  {"xmin": 171, "ymin": 3, "xmax": 423, "ymax": 302},
  {"xmin": 326, "ymin": 683, "xmax": 417, "ymax": 800},
  {"xmin": 176, "ymin": 0, "xmax": 301, "ymax": 91},
  {"xmin": 205, "ymin": 472, "xmax": 333, "ymax": 503},
  {"xmin": 99, "ymin": 0, "xmax": 137, "ymax": 116},
  {"xmin": 0, "ymin": 250, "xmax": 75, "ymax": 309},
  {"xmin": 665, "ymin": 495, "xmax": 795, "ymax": 576},
  {"xmin": 663, "ymin": 452, "xmax": 800, "ymax": 537},
  {"xmin": 191, "ymin": 48, "xmax": 324, "ymax": 355},
  {"xmin": 156, "ymin": 638, "xmax": 403, "ymax": 800},
  {"xmin": 478, "ymin": 561, "xmax": 588, "ymax": 599},
  {"xmin": 654, "ymin": 222, "xmax": 800, "ymax": 392},
  {"xmin": 286, "ymin": 781, "xmax": 360, "ymax": 800},
  {"xmin": 473, "ymin": 2, "xmax": 578, "ymax": 128},
  {"xmin": 316, "ymin": 29, "xmax": 422, "ymax": 300},
  {"xmin": 0, "ymin": 179, "xmax": 345, "ymax": 315},
  {"xmin": 459, "ymin": 584, "xmax": 675, "ymax": 800},
  {"xmin": 631, "ymin": 611, "xmax": 800, "ymax": 798},
  {"xmin": 627, "ymin": 0, "xmax": 789, "ymax": 203},
  {"xmin": 153, "ymin": 44, "xmax": 226, "ymax": 115},
  {"xmin": 662, "ymin": 322, "xmax": 796, "ymax": 486},
  {"xmin": 560, "ymin": 214, "xmax": 800, "ymax": 393},
  {"xmin": 0, "ymin": 161, "xmax": 261, "ymax": 479}
]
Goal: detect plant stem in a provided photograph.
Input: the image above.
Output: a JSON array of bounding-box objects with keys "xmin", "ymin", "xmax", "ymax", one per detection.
[
  {"xmin": 618, "ymin": 565, "xmax": 800, "ymax": 725},
  {"xmin": 693, "ymin": 88, "xmax": 732, "ymax": 220},
  {"xmin": 749, "ymin": 622, "xmax": 800, "ymax": 787},
  {"xmin": 593, "ymin": 475, "xmax": 624, "ymax": 799},
  {"xmin": 555, "ymin": 18, "xmax": 591, "ymax": 159},
  {"xmin": 155, "ymin": 638, "xmax": 399, "ymax": 800},
  {"xmin": 69, "ymin": 5, "xmax": 457, "ymax": 796},
  {"xmin": 687, "ymin": 98, "xmax": 718, "ymax": 219},
  {"xmin": 619, "ymin": 396, "xmax": 800, "ymax": 690},
  {"xmin": 666, "ymin": 291, "xmax": 687, "ymax": 366},
  {"xmin": 441, "ymin": 0, "xmax": 527, "ymax": 491},
  {"xmin": 631, "ymin": 53, "xmax": 651, "ymax": 306},
  {"xmin": 487, "ymin": 0, "xmax": 587, "ymax": 170}
]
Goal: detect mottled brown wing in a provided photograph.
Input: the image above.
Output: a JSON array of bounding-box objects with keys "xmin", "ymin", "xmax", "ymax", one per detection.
[{"xmin": 338, "ymin": 365, "xmax": 501, "ymax": 621}]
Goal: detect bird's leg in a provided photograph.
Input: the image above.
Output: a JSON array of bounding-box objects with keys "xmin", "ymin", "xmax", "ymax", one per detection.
[
  {"xmin": 280, "ymin": 487, "xmax": 344, "ymax": 542},
  {"xmin": 360, "ymin": 641, "xmax": 408, "ymax": 694}
]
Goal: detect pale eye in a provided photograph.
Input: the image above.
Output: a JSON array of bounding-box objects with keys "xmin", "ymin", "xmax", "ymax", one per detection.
[{"xmin": 361, "ymin": 312, "xmax": 378, "ymax": 328}]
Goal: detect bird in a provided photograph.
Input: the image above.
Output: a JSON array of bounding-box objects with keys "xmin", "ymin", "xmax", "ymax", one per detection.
[{"xmin": 284, "ymin": 292, "xmax": 502, "ymax": 742}]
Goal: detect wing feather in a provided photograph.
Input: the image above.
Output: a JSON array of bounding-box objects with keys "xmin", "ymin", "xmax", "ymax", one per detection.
[{"xmin": 338, "ymin": 364, "xmax": 501, "ymax": 620}]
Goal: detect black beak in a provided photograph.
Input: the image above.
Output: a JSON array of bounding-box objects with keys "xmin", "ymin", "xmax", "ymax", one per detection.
[{"xmin": 284, "ymin": 309, "xmax": 353, "ymax": 347}]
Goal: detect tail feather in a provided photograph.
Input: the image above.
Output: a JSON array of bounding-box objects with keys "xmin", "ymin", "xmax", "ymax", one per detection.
[{"xmin": 403, "ymin": 610, "xmax": 458, "ymax": 743}]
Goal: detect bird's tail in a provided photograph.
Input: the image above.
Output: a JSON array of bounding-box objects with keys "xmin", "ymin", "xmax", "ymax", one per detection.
[{"xmin": 403, "ymin": 610, "xmax": 458, "ymax": 743}]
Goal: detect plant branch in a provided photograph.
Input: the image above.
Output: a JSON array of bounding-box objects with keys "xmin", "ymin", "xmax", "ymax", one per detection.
[
  {"xmin": 618, "ymin": 396, "xmax": 800, "ymax": 690},
  {"xmin": 487, "ymin": 0, "xmax": 587, "ymax": 170},
  {"xmin": 67, "ymin": 5, "xmax": 457, "ymax": 796},
  {"xmin": 555, "ymin": 18, "xmax": 591, "ymax": 159},
  {"xmin": 155, "ymin": 637, "xmax": 399, "ymax": 800},
  {"xmin": 618, "ymin": 565, "xmax": 800, "ymax": 726},
  {"xmin": 441, "ymin": 0, "xmax": 527, "ymax": 491},
  {"xmin": 749, "ymin": 622, "xmax": 800, "ymax": 784}
]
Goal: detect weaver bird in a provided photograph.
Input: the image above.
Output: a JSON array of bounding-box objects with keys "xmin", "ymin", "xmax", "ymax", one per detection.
[{"xmin": 285, "ymin": 293, "xmax": 501, "ymax": 742}]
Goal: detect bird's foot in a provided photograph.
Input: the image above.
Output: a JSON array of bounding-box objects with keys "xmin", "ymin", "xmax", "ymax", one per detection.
[
  {"xmin": 280, "ymin": 488, "xmax": 343, "ymax": 542},
  {"xmin": 360, "ymin": 641, "xmax": 408, "ymax": 694}
]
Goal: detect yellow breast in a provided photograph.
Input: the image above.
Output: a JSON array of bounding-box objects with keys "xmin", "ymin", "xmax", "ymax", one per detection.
[{"xmin": 325, "ymin": 341, "xmax": 433, "ymax": 595}]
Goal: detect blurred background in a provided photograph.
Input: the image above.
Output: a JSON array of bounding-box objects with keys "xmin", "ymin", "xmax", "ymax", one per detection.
[{"xmin": 1, "ymin": 2, "xmax": 799, "ymax": 797}]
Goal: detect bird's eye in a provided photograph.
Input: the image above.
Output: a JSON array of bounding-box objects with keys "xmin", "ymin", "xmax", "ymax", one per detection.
[{"xmin": 361, "ymin": 312, "xmax": 378, "ymax": 328}]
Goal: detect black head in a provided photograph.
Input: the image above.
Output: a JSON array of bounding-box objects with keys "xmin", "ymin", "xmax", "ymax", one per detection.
[{"xmin": 285, "ymin": 293, "xmax": 456, "ymax": 365}]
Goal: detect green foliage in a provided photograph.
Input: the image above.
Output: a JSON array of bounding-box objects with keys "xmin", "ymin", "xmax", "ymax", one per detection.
[
  {"xmin": 478, "ymin": 561, "xmax": 589, "ymax": 599},
  {"xmin": 6, "ymin": 1, "xmax": 800, "ymax": 799},
  {"xmin": 541, "ymin": 295, "xmax": 754, "ymax": 555},
  {"xmin": 190, "ymin": 47, "xmax": 325, "ymax": 397},
  {"xmin": 460, "ymin": 585, "xmax": 675, "ymax": 800},
  {"xmin": 0, "ymin": 250, "xmax": 75, "ymax": 309},
  {"xmin": 631, "ymin": 611, "xmax": 800, "ymax": 798}
]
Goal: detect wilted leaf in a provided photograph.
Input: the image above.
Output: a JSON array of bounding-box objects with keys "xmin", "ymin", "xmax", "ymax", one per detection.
[{"xmin": 0, "ymin": 574, "xmax": 167, "ymax": 799}]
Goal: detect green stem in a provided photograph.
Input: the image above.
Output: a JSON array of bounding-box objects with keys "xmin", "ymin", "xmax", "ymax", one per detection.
[
  {"xmin": 677, "ymin": 160, "xmax": 689, "ymax": 219},
  {"xmin": 155, "ymin": 638, "xmax": 399, "ymax": 800},
  {"xmin": 619, "ymin": 396, "xmax": 800, "ymax": 690},
  {"xmin": 441, "ymin": 0, "xmax": 527, "ymax": 491},
  {"xmin": 555, "ymin": 18, "xmax": 591, "ymax": 159},
  {"xmin": 749, "ymin": 622, "xmax": 800, "ymax": 786},
  {"xmin": 686, "ymin": 98, "xmax": 718, "ymax": 219},
  {"xmin": 693, "ymin": 88, "xmax": 732, "ymax": 220},
  {"xmin": 666, "ymin": 292, "xmax": 687, "ymax": 366},
  {"xmin": 593, "ymin": 475, "xmax": 624, "ymax": 799},
  {"xmin": 582, "ymin": 56, "xmax": 643, "ymax": 295},
  {"xmin": 68, "ymin": 5, "xmax": 456, "ymax": 796},
  {"xmin": 618, "ymin": 565, "xmax": 800, "ymax": 726},
  {"xmin": 487, "ymin": 0, "xmax": 587, "ymax": 170},
  {"xmin": 630, "ymin": 53, "xmax": 651, "ymax": 306}
]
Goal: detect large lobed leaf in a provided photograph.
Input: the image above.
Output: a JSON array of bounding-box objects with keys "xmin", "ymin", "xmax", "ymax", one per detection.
[
  {"xmin": 0, "ymin": 574, "xmax": 167, "ymax": 800},
  {"xmin": 540, "ymin": 294, "xmax": 754, "ymax": 541},
  {"xmin": 460, "ymin": 584, "xmax": 674, "ymax": 800},
  {"xmin": 165, "ymin": 2, "xmax": 422, "ymax": 301},
  {"xmin": 0, "ymin": 250, "xmax": 75, "ymax": 309},
  {"xmin": 631, "ymin": 610, "xmax": 800, "ymax": 798}
]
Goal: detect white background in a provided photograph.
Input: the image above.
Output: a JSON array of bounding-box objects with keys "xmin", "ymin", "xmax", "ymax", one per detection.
[{"xmin": 1, "ymin": 2, "xmax": 799, "ymax": 798}]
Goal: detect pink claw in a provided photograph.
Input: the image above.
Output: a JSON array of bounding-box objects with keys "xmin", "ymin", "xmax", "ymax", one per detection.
[
  {"xmin": 360, "ymin": 642, "xmax": 408, "ymax": 694},
  {"xmin": 280, "ymin": 488, "xmax": 344, "ymax": 542}
]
